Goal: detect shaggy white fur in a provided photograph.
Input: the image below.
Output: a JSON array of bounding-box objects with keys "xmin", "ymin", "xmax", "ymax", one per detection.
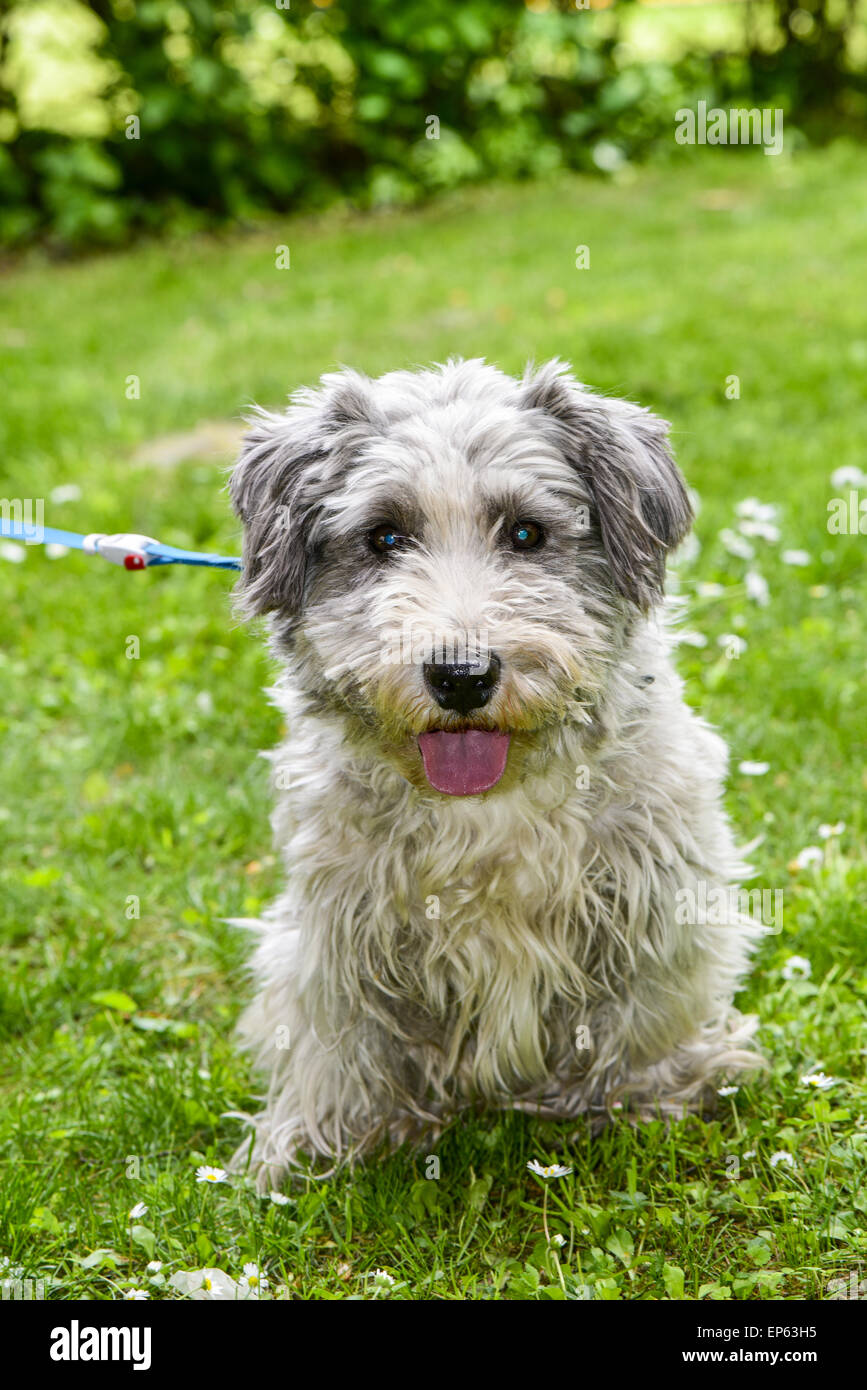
[{"xmin": 227, "ymin": 359, "xmax": 764, "ymax": 1187}]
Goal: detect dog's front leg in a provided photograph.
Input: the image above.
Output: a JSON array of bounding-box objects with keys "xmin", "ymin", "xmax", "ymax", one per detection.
[{"xmin": 232, "ymin": 978, "xmax": 438, "ymax": 1189}]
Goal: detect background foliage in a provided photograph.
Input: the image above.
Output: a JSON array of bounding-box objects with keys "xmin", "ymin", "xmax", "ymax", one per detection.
[{"xmin": 1, "ymin": 0, "xmax": 865, "ymax": 248}]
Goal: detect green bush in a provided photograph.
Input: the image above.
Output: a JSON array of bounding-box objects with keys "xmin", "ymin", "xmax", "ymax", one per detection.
[{"xmin": 0, "ymin": 0, "xmax": 863, "ymax": 248}]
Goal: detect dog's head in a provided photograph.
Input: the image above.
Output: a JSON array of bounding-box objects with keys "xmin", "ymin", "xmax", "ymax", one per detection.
[{"xmin": 230, "ymin": 360, "xmax": 691, "ymax": 797}]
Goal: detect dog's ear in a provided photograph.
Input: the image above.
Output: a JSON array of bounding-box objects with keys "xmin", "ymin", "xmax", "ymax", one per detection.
[
  {"xmin": 520, "ymin": 360, "xmax": 692, "ymax": 611},
  {"xmin": 229, "ymin": 409, "xmax": 321, "ymax": 619},
  {"xmin": 230, "ymin": 371, "xmax": 383, "ymax": 619}
]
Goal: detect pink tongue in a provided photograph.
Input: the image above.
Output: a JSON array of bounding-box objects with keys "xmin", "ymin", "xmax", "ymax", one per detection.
[{"xmin": 417, "ymin": 730, "xmax": 510, "ymax": 796}]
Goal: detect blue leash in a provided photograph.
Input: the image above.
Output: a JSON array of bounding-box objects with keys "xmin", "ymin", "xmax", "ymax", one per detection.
[{"xmin": 0, "ymin": 519, "xmax": 241, "ymax": 572}]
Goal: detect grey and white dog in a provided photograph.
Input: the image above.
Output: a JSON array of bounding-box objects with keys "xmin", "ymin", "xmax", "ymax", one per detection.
[{"xmin": 228, "ymin": 358, "xmax": 762, "ymax": 1186}]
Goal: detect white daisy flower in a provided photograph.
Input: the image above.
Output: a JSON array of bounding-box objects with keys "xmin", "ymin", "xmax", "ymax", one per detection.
[
  {"xmin": 735, "ymin": 499, "xmax": 778, "ymax": 523},
  {"xmin": 0, "ymin": 542, "xmax": 26, "ymax": 564},
  {"xmin": 781, "ymin": 549, "xmax": 811, "ymax": 566},
  {"xmin": 738, "ymin": 761, "xmax": 769, "ymax": 776},
  {"xmin": 50, "ymin": 484, "xmax": 82, "ymax": 505},
  {"xmin": 769, "ymin": 1150, "xmax": 795, "ymax": 1168},
  {"xmin": 781, "ymin": 955, "xmax": 812, "ymax": 980},
  {"xmin": 743, "ymin": 1150, "xmax": 756, "ymax": 1160},
  {"xmin": 801, "ymin": 1070, "xmax": 836, "ymax": 1090},
  {"xmin": 719, "ymin": 528, "xmax": 754, "ymax": 560},
  {"xmin": 718, "ymin": 633, "xmax": 747, "ymax": 657},
  {"xmin": 696, "ymin": 581, "xmax": 725, "ymax": 598},
  {"xmin": 738, "ymin": 519, "xmax": 780, "ymax": 543},
  {"xmin": 146, "ymin": 1261, "xmax": 162, "ymax": 1274},
  {"xmin": 527, "ymin": 1160, "xmax": 573, "ymax": 1179},
  {"xmin": 269, "ymin": 1191, "xmax": 291, "ymax": 1206},
  {"xmin": 830, "ymin": 465, "xmax": 867, "ymax": 489},
  {"xmin": 717, "ymin": 1086, "xmax": 739, "ymax": 1097},
  {"xmin": 123, "ymin": 1288, "xmax": 149, "ymax": 1300},
  {"xmin": 371, "ymin": 1269, "xmax": 396, "ymax": 1287},
  {"xmin": 238, "ymin": 1262, "xmax": 269, "ymax": 1297},
  {"xmin": 745, "ymin": 569, "xmax": 770, "ymax": 606},
  {"xmin": 128, "ymin": 1202, "xmax": 148, "ymax": 1220},
  {"xmin": 45, "ymin": 543, "xmax": 69, "ymax": 559},
  {"xmin": 818, "ymin": 822, "xmax": 845, "ymax": 839},
  {"xmin": 169, "ymin": 1268, "xmax": 239, "ymax": 1300},
  {"xmin": 195, "ymin": 1165, "xmax": 228, "ymax": 1185},
  {"xmin": 793, "ymin": 846, "xmax": 823, "ymax": 869}
]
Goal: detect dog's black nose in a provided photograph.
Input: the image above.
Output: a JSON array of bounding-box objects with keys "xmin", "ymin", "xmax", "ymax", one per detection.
[{"xmin": 423, "ymin": 656, "xmax": 501, "ymax": 714}]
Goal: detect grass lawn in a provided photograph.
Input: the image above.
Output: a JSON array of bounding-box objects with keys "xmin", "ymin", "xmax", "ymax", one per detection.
[{"xmin": 1, "ymin": 142, "xmax": 865, "ymax": 1302}]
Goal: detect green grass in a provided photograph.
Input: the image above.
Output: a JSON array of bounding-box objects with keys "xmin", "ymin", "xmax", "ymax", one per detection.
[{"xmin": 1, "ymin": 143, "xmax": 866, "ymax": 1301}]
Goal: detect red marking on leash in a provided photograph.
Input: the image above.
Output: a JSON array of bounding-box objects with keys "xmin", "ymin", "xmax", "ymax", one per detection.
[{"xmin": 124, "ymin": 554, "xmax": 146, "ymax": 570}]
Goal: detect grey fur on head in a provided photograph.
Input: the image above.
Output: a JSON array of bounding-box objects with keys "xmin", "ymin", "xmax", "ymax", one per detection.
[
  {"xmin": 230, "ymin": 359, "xmax": 691, "ymax": 620},
  {"xmin": 227, "ymin": 358, "xmax": 762, "ymax": 1188}
]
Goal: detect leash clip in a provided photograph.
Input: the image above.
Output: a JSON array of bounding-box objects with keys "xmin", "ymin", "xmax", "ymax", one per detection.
[{"xmin": 83, "ymin": 532, "xmax": 157, "ymax": 570}]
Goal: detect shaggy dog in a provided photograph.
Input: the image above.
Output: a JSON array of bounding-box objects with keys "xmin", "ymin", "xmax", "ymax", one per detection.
[{"xmin": 228, "ymin": 358, "xmax": 762, "ymax": 1186}]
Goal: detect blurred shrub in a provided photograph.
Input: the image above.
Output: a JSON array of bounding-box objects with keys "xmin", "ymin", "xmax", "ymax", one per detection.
[
  {"xmin": 748, "ymin": 0, "xmax": 867, "ymax": 132},
  {"xmin": 0, "ymin": 0, "xmax": 863, "ymax": 248}
]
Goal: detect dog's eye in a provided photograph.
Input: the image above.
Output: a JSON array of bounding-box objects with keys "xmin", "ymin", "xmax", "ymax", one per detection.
[
  {"xmin": 368, "ymin": 523, "xmax": 407, "ymax": 555},
  {"xmin": 511, "ymin": 519, "xmax": 544, "ymax": 551}
]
